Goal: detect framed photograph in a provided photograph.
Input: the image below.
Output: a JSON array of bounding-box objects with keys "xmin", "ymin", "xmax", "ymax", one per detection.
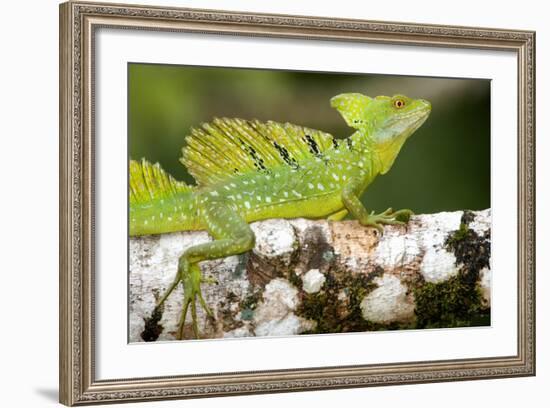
[{"xmin": 59, "ymin": 1, "xmax": 535, "ymax": 405}]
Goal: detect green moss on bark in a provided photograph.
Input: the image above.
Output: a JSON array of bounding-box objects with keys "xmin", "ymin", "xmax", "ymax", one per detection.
[
  {"xmin": 141, "ymin": 305, "xmax": 164, "ymax": 342},
  {"xmin": 297, "ymin": 267, "xmax": 383, "ymax": 334},
  {"xmin": 413, "ymin": 210, "xmax": 491, "ymax": 328}
]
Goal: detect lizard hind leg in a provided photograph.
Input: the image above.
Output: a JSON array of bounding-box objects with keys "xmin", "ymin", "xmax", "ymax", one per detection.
[
  {"xmin": 327, "ymin": 208, "xmax": 348, "ymax": 221},
  {"xmin": 168, "ymin": 199, "xmax": 255, "ymax": 340}
]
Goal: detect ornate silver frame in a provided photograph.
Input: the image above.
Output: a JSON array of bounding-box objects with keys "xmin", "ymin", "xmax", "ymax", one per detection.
[{"xmin": 59, "ymin": 1, "xmax": 535, "ymax": 405}]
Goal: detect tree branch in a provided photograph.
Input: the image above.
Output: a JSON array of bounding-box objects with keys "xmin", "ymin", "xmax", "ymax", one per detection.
[{"xmin": 130, "ymin": 209, "xmax": 491, "ymax": 341}]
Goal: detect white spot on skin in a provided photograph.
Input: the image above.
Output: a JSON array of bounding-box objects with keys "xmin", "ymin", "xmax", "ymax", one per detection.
[
  {"xmin": 283, "ymin": 191, "xmax": 289, "ymax": 197},
  {"xmin": 266, "ymin": 197, "xmax": 272, "ymax": 203},
  {"xmin": 317, "ymin": 183, "xmax": 325, "ymax": 191},
  {"xmin": 331, "ymin": 173, "xmax": 339, "ymax": 181},
  {"xmin": 308, "ymin": 183, "xmax": 314, "ymax": 189},
  {"xmin": 210, "ymin": 191, "xmax": 219, "ymax": 197},
  {"xmin": 244, "ymin": 201, "xmax": 251, "ymax": 209}
]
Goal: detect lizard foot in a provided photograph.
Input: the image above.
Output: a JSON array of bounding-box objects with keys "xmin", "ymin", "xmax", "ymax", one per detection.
[
  {"xmin": 175, "ymin": 258, "xmax": 216, "ymax": 340},
  {"xmin": 153, "ymin": 258, "xmax": 216, "ymax": 340},
  {"xmin": 362, "ymin": 208, "xmax": 414, "ymax": 234}
]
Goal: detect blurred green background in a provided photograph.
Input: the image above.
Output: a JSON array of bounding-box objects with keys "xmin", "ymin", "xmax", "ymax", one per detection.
[{"xmin": 129, "ymin": 63, "xmax": 490, "ymax": 214}]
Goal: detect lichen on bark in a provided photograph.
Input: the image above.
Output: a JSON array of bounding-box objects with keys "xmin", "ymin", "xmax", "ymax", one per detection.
[{"xmin": 129, "ymin": 209, "xmax": 491, "ymax": 341}]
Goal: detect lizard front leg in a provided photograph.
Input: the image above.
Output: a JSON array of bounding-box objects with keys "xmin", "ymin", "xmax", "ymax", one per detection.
[
  {"xmin": 155, "ymin": 198, "xmax": 255, "ymax": 340},
  {"xmin": 341, "ymin": 177, "xmax": 413, "ymax": 233}
]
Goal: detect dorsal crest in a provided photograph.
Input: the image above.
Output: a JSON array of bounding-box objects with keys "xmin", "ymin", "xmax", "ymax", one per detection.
[
  {"xmin": 180, "ymin": 118, "xmax": 335, "ymax": 186},
  {"xmin": 129, "ymin": 158, "xmax": 192, "ymax": 205}
]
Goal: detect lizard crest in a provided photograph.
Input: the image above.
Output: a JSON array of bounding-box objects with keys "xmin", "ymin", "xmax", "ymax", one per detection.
[
  {"xmin": 180, "ymin": 118, "xmax": 335, "ymax": 186},
  {"xmin": 129, "ymin": 158, "xmax": 192, "ymax": 205}
]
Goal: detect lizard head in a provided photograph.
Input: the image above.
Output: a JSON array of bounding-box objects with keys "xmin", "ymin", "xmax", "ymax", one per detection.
[{"xmin": 330, "ymin": 92, "xmax": 431, "ymax": 173}]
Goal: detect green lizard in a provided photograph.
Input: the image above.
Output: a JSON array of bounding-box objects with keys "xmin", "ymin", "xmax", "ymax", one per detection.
[{"xmin": 130, "ymin": 92, "xmax": 431, "ymax": 340}]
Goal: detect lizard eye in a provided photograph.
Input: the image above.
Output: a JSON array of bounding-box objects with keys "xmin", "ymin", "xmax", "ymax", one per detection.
[{"xmin": 393, "ymin": 99, "xmax": 405, "ymax": 109}]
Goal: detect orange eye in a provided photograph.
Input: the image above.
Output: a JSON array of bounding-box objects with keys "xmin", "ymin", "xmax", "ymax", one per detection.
[{"xmin": 393, "ymin": 99, "xmax": 405, "ymax": 109}]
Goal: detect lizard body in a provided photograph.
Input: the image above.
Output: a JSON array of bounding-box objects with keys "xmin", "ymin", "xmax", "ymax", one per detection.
[{"xmin": 129, "ymin": 93, "xmax": 431, "ymax": 339}]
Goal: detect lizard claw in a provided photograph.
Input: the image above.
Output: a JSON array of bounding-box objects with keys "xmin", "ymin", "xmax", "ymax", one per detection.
[
  {"xmin": 362, "ymin": 208, "xmax": 414, "ymax": 235},
  {"xmin": 381, "ymin": 207, "xmax": 394, "ymax": 216}
]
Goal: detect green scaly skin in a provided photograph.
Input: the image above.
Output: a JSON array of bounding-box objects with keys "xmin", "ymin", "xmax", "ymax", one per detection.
[{"xmin": 130, "ymin": 93, "xmax": 431, "ymax": 340}]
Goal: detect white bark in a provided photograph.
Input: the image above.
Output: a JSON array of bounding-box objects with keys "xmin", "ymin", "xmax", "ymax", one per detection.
[{"xmin": 129, "ymin": 209, "xmax": 491, "ymax": 342}]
